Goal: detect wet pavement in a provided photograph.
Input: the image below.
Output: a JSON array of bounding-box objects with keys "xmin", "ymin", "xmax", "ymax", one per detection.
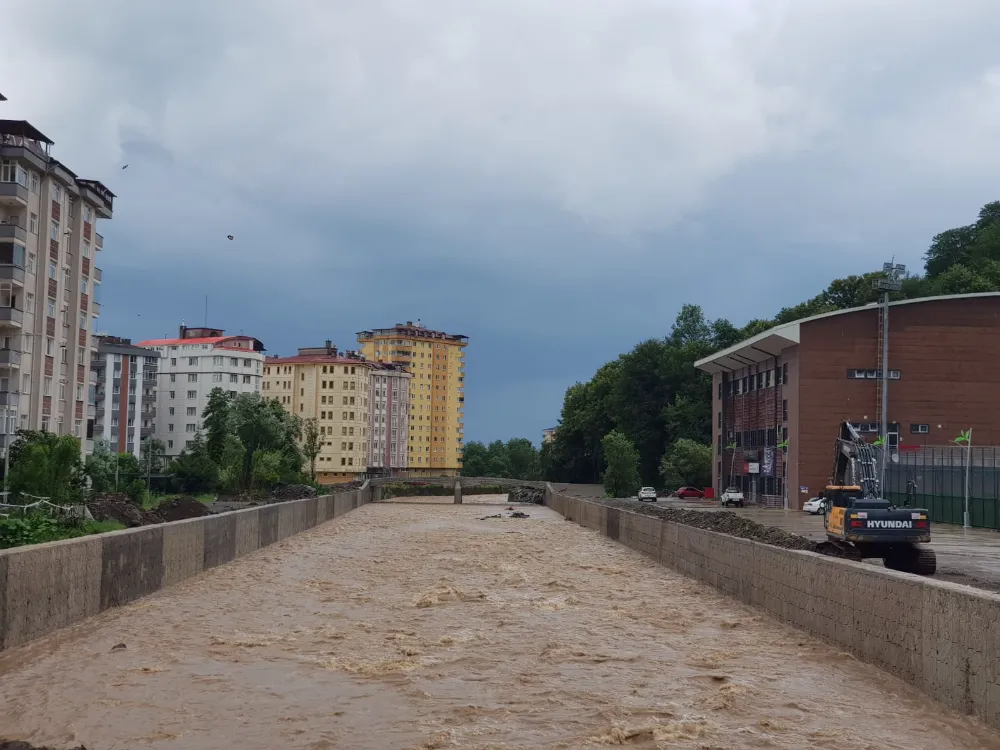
[{"xmin": 2, "ymin": 496, "xmax": 1000, "ymax": 749}]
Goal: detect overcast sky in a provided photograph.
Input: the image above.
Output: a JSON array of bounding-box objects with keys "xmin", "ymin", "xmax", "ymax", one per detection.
[{"xmin": 3, "ymin": 0, "xmax": 999, "ymax": 444}]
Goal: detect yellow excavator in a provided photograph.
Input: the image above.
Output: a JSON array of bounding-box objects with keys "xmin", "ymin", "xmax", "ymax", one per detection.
[{"xmin": 817, "ymin": 421, "xmax": 936, "ymax": 575}]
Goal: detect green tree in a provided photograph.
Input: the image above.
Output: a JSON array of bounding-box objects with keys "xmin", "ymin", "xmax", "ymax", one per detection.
[
  {"xmin": 659, "ymin": 438, "xmax": 712, "ymax": 490},
  {"xmin": 601, "ymin": 430, "xmax": 641, "ymax": 498},
  {"xmin": 140, "ymin": 437, "xmax": 167, "ymax": 473},
  {"xmin": 301, "ymin": 418, "xmax": 321, "ymax": 481},
  {"xmin": 202, "ymin": 387, "xmax": 232, "ymax": 463},
  {"xmin": 7, "ymin": 431, "xmax": 86, "ymax": 505},
  {"xmin": 251, "ymin": 450, "xmax": 283, "ymax": 490},
  {"xmin": 460, "ymin": 441, "xmax": 490, "ymax": 476},
  {"xmin": 169, "ymin": 433, "xmax": 220, "ymax": 493},
  {"xmin": 85, "ymin": 439, "xmax": 118, "ymax": 494},
  {"xmin": 505, "ymin": 438, "xmax": 540, "ymax": 480}
]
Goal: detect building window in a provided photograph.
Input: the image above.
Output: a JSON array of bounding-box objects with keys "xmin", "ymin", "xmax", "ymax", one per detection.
[
  {"xmin": 782, "ymin": 399, "xmax": 788, "ymax": 422},
  {"xmin": 167, "ymin": 440, "xmax": 174, "ymax": 449},
  {"xmin": 187, "ymin": 373, "xmax": 197, "ymax": 383},
  {"xmin": 168, "ymin": 423, "xmax": 174, "ymax": 432},
  {"xmin": 782, "ymin": 363, "xmax": 788, "ymax": 385},
  {"xmin": 230, "ymin": 358, "xmax": 239, "ymax": 367},
  {"xmin": 169, "ymin": 407, "xmax": 175, "ymax": 415},
  {"xmin": 79, "ymin": 314, "xmax": 87, "ymax": 330},
  {"xmin": 187, "ymin": 390, "xmax": 196, "ymax": 399},
  {"xmin": 50, "ymin": 221, "xmax": 59, "ymax": 242},
  {"xmin": 910, "ymin": 424, "xmax": 930, "ymax": 434},
  {"xmin": 186, "ymin": 423, "xmax": 197, "ymax": 433},
  {"xmin": 188, "ymin": 357, "xmax": 198, "ymax": 366},
  {"xmin": 186, "ymin": 407, "xmax": 196, "ymax": 416}
]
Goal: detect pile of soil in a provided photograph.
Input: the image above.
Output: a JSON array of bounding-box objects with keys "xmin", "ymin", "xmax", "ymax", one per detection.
[
  {"xmin": 269, "ymin": 484, "xmax": 319, "ymax": 501},
  {"xmin": 508, "ymin": 487, "xmax": 544, "ymax": 505},
  {"xmin": 154, "ymin": 496, "xmax": 214, "ymax": 522},
  {"xmin": 87, "ymin": 494, "xmax": 159, "ymax": 528},
  {"xmin": 1, "ymin": 742, "xmax": 87, "ymax": 749},
  {"xmin": 592, "ymin": 498, "xmax": 819, "ymax": 552}
]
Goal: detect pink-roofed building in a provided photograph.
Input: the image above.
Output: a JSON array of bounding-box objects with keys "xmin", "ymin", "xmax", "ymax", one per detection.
[{"xmin": 137, "ymin": 325, "xmax": 265, "ymax": 460}]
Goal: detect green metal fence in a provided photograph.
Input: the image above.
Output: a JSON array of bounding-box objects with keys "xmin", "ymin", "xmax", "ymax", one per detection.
[{"xmin": 885, "ymin": 446, "xmax": 1000, "ymax": 529}]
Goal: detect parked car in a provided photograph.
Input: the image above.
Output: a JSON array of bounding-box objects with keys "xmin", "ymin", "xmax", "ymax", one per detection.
[
  {"xmin": 720, "ymin": 487, "xmax": 744, "ymax": 507},
  {"xmin": 637, "ymin": 487, "xmax": 658, "ymax": 502},
  {"xmin": 802, "ymin": 496, "xmax": 826, "ymax": 515},
  {"xmin": 674, "ymin": 486, "xmax": 704, "ymax": 499}
]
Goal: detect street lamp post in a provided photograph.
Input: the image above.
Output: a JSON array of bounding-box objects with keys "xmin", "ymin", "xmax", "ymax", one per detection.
[{"xmin": 872, "ymin": 261, "xmax": 906, "ymax": 495}]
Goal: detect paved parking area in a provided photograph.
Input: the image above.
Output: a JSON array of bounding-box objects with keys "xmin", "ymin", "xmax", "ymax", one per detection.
[{"xmin": 554, "ymin": 485, "xmax": 1000, "ymax": 592}]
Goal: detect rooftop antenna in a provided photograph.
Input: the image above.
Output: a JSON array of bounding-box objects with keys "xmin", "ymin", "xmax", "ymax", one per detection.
[{"xmin": 205, "ymin": 295, "xmax": 208, "ymax": 327}]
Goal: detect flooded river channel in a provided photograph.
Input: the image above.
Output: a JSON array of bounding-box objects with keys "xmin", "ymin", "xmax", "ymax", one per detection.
[{"xmin": 1, "ymin": 498, "xmax": 998, "ymax": 749}]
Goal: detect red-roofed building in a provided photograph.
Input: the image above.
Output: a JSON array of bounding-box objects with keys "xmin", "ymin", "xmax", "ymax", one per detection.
[{"xmin": 137, "ymin": 325, "xmax": 266, "ymax": 460}]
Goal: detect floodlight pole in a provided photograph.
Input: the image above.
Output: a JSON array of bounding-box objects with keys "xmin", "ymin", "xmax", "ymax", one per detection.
[{"xmin": 873, "ymin": 262, "xmax": 905, "ymax": 497}]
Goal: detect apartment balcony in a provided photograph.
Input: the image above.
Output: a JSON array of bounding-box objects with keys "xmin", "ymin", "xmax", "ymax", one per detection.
[
  {"xmin": 0, "ymin": 223, "xmax": 26, "ymax": 242},
  {"xmin": 0, "ymin": 183, "xmax": 28, "ymax": 208},
  {"xmin": 0, "ymin": 307, "xmax": 23, "ymax": 327},
  {"xmin": 0, "ymin": 392, "xmax": 19, "ymax": 407},
  {"xmin": 0, "ymin": 349, "xmax": 20, "ymax": 367},
  {"xmin": 95, "ymin": 233, "xmax": 104, "ymax": 250},
  {"xmin": 94, "ymin": 266, "xmax": 103, "ymax": 283},
  {"xmin": 87, "ymin": 403, "xmax": 95, "ymax": 419},
  {"xmin": 140, "ymin": 425, "xmax": 153, "ymax": 438}
]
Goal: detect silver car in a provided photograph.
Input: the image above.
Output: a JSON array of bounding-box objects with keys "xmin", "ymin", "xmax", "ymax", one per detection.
[{"xmin": 638, "ymin": 487, "xmax": 658, "ymax": 502}]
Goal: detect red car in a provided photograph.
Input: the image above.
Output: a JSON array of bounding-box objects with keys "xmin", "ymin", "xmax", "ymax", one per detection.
[{"xmin": 674, "ymin": 486, "xmax": 704, "ymax": 499}]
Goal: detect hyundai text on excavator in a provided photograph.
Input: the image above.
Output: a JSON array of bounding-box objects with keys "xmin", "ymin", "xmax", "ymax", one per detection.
[{"xmin": 817, "ymin": 421, "xmax": 936, "ymax": 576}]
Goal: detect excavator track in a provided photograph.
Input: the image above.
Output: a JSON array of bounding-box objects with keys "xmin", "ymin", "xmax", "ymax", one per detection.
[
  {"xmin": 815, "ymin": 540, "xmax": 863, "ymax": 562},
  {"xmin": 883, "ymin": 546, "xmax": 937, "ymax": 576}
]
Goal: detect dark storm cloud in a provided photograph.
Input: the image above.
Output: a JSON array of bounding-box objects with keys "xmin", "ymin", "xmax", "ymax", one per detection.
[{"xmin": 3, "ymin": 0, "xmax": 1000, "ymax": 442}]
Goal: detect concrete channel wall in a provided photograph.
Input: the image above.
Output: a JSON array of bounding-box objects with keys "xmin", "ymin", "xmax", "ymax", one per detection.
[
  {"xmin": 0, "ymin": 485, "xmax": 372, "ymax": 652},
  {"xmin": 545, "ymin": 487, "xmax": 1000, "ymax": 730}
]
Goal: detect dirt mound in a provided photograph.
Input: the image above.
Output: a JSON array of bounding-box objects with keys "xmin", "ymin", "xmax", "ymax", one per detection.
[
  {"xmin": 508, "ymin": 487, "xmax": 544, "ymax": 504},
  {"xmin": 154, "ymin": 496, "xmax": 214, "ymax": 522},
  {"xmin": 1, "ymin": 742, "xmax": 87, "ymax": 750},
  {"xmin": 269, "ymin": 484, "xmax": 319, "ymax": 501},
  {"xmin": 592, "ymin": 498, "xmax": 819, "ymax": 552},
  {"xmin": 87, "ymin": 494, "xmax": 159, "ymax": 528}
]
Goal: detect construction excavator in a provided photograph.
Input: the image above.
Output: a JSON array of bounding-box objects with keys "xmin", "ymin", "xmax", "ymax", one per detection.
[{"xmin": 817, "ymin": 421, "xmax": 936, "ymax": 576}]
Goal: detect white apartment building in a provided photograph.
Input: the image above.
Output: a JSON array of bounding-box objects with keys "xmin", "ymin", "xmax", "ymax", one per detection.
[
  {"xmin": 90, "ymin": 336, "xmax": 160, "ymax": 458},
  {"xmin": 368, "ymin": 362, "xmax": 411, "ymax": 475},
  {"xmin": 137, "ymin": 325, "xmax": 265, "ymax": 460},
  {"xmin": 0, "ymin": 119, "xmax": 113, "ymax": 456}
]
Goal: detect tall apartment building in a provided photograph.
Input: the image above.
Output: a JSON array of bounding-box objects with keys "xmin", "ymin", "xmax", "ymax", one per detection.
[
  {"xmin": 137, "ymin": 325, "xmax": 265, "ymax": 460},
  {"xmin": 368, "ymin": 361, "xmax": 412, "ymax": 476},
  {"xmin": 0, "ymin": 119, "xmax": 113, "ymax": 456},
  {"xmin": 91, "ymin": 335, "xmax": 160, "ymax": 458},
  {"xmin": 357, "ymin": 320, "xmax": 467, "ymax": 477},
  {"xmin": 262, "ymin": 342, "xmax": 376, "ymax": 483}
]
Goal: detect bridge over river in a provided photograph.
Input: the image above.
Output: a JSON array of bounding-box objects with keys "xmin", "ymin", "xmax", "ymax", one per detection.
[{"xmin": 0, "ymin": 493, "xmax": 998, "ymax": 749}]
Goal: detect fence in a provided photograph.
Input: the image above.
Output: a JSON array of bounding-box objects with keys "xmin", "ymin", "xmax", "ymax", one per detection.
[{"xmin": 884, "ymin": 445, "xmax": 1000, "ymax": 529}]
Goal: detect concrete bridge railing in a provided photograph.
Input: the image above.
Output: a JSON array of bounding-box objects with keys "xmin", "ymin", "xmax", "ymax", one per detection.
[{"xmin": 368, "ymin": 476, "xmax": 545, "ymax": 504}]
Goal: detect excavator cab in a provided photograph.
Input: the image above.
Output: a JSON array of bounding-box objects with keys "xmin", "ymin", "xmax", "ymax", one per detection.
[{"xmin": 815, "ymin": 422, "xmax": 936, "ymax": 575}]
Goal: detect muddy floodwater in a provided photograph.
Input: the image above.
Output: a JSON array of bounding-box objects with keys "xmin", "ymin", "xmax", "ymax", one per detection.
[{"xmin": 2, "ymin": 498, "xmax": 999, "ymax": 749}]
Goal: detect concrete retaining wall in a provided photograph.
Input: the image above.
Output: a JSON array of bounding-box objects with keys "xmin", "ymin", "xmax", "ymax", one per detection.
[
  {"xmin": 0, "ymin": 485, "xmax": 373, "ymax": 651},
  {"xmin": 545, "ymin": 486, "xmax": 1000, "ymax": 729}
]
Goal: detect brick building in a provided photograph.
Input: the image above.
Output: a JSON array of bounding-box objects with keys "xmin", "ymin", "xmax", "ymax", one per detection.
[{"xmin": 694, "ymin": 293, "xmax": 1000, "ymax": 509}]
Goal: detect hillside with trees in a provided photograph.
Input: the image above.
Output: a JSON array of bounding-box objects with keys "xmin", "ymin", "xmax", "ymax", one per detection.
[{"xmin": 541, "ymin": 201, "xmax": 1000, "ymax": 489}]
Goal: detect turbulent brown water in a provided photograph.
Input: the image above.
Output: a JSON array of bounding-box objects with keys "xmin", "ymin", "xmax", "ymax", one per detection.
[{"xmin": 1, "ymin": 497, "xmax": 999, "ymax": 749}]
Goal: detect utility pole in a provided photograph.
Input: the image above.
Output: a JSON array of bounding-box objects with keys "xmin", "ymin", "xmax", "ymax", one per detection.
[{"xmin": 873, "ymin": 261, "xmax": 905, "ymax": 495}]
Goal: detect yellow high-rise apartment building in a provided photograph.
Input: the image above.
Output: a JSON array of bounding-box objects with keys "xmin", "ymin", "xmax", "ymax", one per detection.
[
  {"xmin": 357, "ymin": 320, "xmax": 467, "ymax": 476},
  {"xmin": 262, "ymin": 342, "xmax": 373, "ymax": 483}
]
